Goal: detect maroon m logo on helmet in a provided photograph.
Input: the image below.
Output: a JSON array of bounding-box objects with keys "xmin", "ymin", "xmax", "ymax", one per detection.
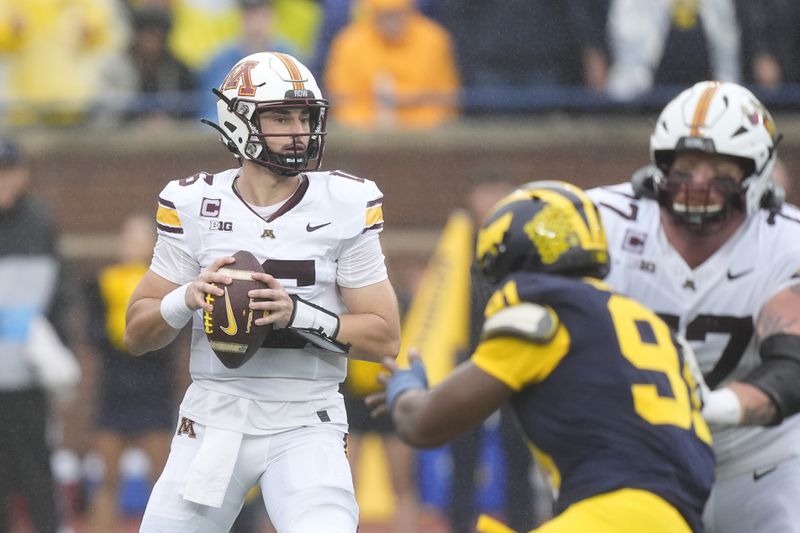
[{"xmin": 221, "ymin": 61, "xmax": 258, "ymax": 97}]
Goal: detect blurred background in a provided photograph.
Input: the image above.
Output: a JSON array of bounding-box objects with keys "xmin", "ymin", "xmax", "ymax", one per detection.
[{"xmin": 1, "ymin": 0, "xmax": 799, "ymax": 531}]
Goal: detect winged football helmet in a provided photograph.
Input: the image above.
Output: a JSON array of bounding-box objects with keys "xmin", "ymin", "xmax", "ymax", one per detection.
[
  {"xmin": 476, "ymin": 181, "xmax": 609, "ymax": 284},
  {"xmin": 203, "ymin": 52, "xmax": 328, "ymax": 176}
]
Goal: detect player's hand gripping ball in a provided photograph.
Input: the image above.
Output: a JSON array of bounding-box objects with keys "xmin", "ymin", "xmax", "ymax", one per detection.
[{"xmin": 203, "ymin": 250, "xmax": 272, "ymax": 368}]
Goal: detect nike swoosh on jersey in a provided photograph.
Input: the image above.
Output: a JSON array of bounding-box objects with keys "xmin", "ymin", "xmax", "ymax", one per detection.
[
  {"xmin": 727, "ymin": 268, "xmax": 754, "ymax": 280},
  {"xmin": 306, "ymin": 222, "xmax": 331, "ymax": 232},
  {"xmin": 221, "ymin": 287, "xmax": 238, "ymax": 336},
  {"xmin": 753, "ymin": 465, "xmax": 777, "ymax": 481}
]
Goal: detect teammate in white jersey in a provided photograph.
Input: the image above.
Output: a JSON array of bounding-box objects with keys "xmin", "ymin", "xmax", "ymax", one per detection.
[
  {"xmin": 588, "ymin": 80, "xmax": 800, "ymax": 533},
  {"xmin": 124, "ymin": 52, "xmax": 401, "ymax": 533}
]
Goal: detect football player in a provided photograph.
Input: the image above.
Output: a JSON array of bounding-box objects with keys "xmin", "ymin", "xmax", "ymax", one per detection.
[
  {"xmin": 368, "ymin": 182, "xmax": 714, "ymax": 532},
  {"xmin": 124, "ymin": 52, "xmax": 401, "ymax": 533},
  {"xmin": 588, "ymin": 80, "xmax": 800, "ymax": 532}
]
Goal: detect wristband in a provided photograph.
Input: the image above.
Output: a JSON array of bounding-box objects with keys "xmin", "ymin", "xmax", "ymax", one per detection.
[
  {"xmin": 386, "ymin": 358, "xmax": 429, "ymax": 413},
  {"xmin": 160, "ymin": 283, "xmax": 194, "ymax": 329},
  {"xmin": 701, "ymin": 387, "xmax": 742, "ymax": 429},
  {"xmin": 288, "ymin": 296, "xmax": 340, "ymax": 338}
]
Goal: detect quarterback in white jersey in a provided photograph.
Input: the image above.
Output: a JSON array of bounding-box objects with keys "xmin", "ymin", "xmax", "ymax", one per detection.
[
  {"xmin": 589, "ymin": 81, "xmax": 800, "ymax": 533},
  {"xmin": 124, "ymin": 52, "xmax": 400, "ymax": 533}
]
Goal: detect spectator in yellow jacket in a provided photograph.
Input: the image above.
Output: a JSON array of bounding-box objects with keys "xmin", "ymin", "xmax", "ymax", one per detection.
[
  {"xmin": 0, "ymin": 0, "xmax": 127, "ymax": 125},
  {"xmin": 324, "ymin": 0, "xmax": 460, "ymax": 130}
]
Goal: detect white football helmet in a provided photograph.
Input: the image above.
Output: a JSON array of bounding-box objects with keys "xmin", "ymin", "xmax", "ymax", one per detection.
[
  {"xmin": 204, "ymin": 52, "xmax": 328, "ymax": 176},
  {"xmin": 649, "ymin": 81, "xmax": 781, "ymax": 227}
]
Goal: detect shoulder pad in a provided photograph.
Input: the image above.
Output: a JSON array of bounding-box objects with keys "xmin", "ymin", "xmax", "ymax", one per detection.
[
  {"xmin": 159, "ymin": 170, "xmax": 233, "ymax": 207},
  {"xmin": 323, "ymin": 170, "xmax": 382, "ymax": 204},
  {"xmin": 316, "ymin": 170, "xmax": 384, "ymax": 234},
  {"xmin": 481, "ymin": 303, "xmax": 559, "ymax": 344}
]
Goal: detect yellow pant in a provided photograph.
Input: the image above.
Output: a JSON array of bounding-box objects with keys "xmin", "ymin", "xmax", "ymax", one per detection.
[{"xmin": 477, "ymin": 488, "xmax": 692, "ymax": 533}]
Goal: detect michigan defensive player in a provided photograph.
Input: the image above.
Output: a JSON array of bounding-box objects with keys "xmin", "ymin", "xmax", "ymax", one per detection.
[
  {"xmin": 124, "ymin": 52, "xmax": 401, "ymax": 532},
  {"xmin": 589, "ymin": 81, "xmax": 800, "ymax": 533},
  {"xmin": 368, "ymin": 182, "xmax": 714, "ymax": 532}
]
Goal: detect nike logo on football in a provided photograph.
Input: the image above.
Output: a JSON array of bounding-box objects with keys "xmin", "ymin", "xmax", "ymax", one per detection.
[
  {"xmin": 306, "ymin": 222, "xmax": 331, "ymax": 232},
  {"xmin": 220, "ymin": 287, "xmax": 238, "ymax": 336},
  {"xmin": 753, "ymin": 465, "xmax": 777, "ymax": 481},
  {"xmin": 727, "ymin": 268, "xmax": 754, "ymax": 281}
]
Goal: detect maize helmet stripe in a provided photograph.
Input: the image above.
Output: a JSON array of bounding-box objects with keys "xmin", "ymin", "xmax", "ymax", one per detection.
[
  {"xmin": 273, "ymin": 52, "xmax": 305, "ymax": 90},
  {"xmin": 476, "ymin": 211, "xmax": 514, "ymax": 264},
  {"xmin": 689, "ymin": 81, "xmax": 721, "ymax": 137}
]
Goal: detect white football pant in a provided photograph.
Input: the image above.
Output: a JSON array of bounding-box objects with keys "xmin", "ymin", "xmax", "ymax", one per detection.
[
  {"xmin": 140, "ymin": 421, "xmax": 358, "ymax": 533},
  {"xmin": 703, "ymin": 453, "xmax": 800, "ymax": 533}
]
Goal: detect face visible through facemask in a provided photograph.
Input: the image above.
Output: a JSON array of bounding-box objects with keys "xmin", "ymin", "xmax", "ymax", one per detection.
[{"xmin": 661, "ymin": 152, "xmax": 747, "ymax": 232}]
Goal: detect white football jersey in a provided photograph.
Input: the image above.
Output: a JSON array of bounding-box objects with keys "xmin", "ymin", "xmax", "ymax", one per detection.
[
  {"xmin": 150, "ymin": 168, "xmax": 387, "ymax": 430},
  {"xmin": 589, "ymin": 183, "xmax": 800, "ymax": 475}
]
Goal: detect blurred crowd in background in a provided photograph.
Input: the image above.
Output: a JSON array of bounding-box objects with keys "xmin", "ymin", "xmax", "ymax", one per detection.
[
  {"xmin": 0, "ymin": 0, "xmax": 799, "ymax": 131},
  {"xmin": 3, "ymin": 1, "xmax": 800, "ymax": 532}
]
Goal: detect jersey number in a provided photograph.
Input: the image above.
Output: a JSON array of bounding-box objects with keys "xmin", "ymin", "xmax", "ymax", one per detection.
[
  {"xmin": 260, "ymin": 259, "xmax": 316, "ymax": 349},
  {"xmin": 658, "ymin": 313, "xmax": 752, "ymax": 389},
  {"xmin": 608, "ymin": 296, "xmax": 711, "ymax": 444}
]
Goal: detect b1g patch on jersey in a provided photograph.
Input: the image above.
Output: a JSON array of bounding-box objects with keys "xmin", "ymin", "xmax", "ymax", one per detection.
[
  {"xmin": 209, "ymin": 220, "xmax": 234, "ymax": 232},
  {"xmin": 625, "ymin": 256, "xmax": 656, "ymax": 274}
]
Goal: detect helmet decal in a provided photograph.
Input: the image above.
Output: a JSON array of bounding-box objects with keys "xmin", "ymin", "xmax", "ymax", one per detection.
[
  {"xmin": 747, "ymin": 99, "xmax": 777, "ymax": 141},
  {"xmin": 689, "ymin": 81, "xmax": 720, "ymax": 137},
  {"xmin": 526, "ymin": 203, "xmax": 574, "ymax": 266},
  {"xmin": 221, "ymin": 60, "xmax": 258, "ymax": 97}
]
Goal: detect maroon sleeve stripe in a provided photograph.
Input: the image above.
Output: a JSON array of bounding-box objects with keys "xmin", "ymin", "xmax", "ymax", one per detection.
[{"xmin": 157, "ymin": 222, "xmax": 184, "ymax": 234}]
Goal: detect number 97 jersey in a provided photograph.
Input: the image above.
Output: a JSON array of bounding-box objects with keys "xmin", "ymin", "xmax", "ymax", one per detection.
[{"xmin": 589, "ymin": 182, "xmax": 800, "ymax": 475}]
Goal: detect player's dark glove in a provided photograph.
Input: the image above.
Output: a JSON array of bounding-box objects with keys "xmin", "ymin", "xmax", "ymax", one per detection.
[{"xmin": 386, "ymin": 357, "xmax": 429, "ymax": 413}]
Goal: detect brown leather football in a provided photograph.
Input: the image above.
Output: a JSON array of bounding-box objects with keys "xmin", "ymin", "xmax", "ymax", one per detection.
[{"xmin": 203, "ymin": 250, "xmax": 272, "ymax": 368}]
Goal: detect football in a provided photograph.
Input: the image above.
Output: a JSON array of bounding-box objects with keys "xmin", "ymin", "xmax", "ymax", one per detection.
[{"xmin": 203, "ymin": 250, "xmax": 272, "ymax": 368}]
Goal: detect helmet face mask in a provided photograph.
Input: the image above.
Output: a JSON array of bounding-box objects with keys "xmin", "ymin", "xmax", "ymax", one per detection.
[
  {"xmin": 649, "ymin": 81, "xmax": 780, "ymax": 231},
  {"xmin": 656, "ymin": 151, "xmax": 748, "ymax": 232},
  {"xmin": 207, "ymin": 52, "xmax": 329, "ymax": 176},
  {"xmin": 476, "ymin": 181, "xmax": 610, "ymax": 284}
]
